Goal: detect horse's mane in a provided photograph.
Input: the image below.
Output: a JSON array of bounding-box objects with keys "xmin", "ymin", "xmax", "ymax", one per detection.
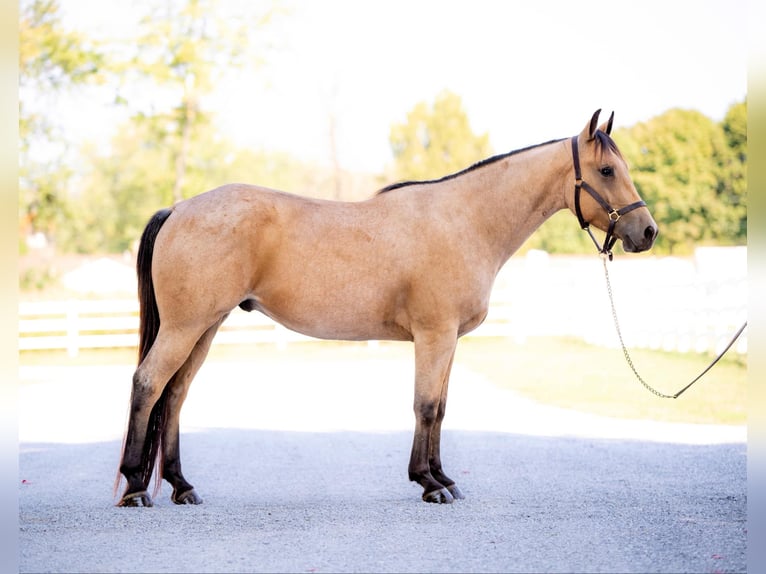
[
  {"xmin": 377, "ymin": 131, "xmax": 623, "ymax": 195},
  {"xmin": 376, "ymin": 138, "xmax": 566, "ymax": 195}
]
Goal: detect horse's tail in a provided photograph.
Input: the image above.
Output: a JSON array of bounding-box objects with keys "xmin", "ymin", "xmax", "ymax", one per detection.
[
  {"xmin": 115, "ymin": 208, "xmax": 173, "ymax": 498},
  {"xmin": 136, "ymin": 208, "xmax": 172, "ymax": 363}
]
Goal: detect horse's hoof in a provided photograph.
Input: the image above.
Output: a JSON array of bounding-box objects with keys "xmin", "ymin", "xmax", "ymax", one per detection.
[
  {"xmin": 172, "ymin": 488, "xmax": 203, "ymax": 505},
  {"xmin": 118, "ymin": 490, "xmax": 153, "ymax": 507},
  {"xmin": 447, "ymin": 484, "xmax": 465, "ymax": 500},
  {"xmin": 422, "ymin": 487, "xmax": 454, "ymax": 504}
]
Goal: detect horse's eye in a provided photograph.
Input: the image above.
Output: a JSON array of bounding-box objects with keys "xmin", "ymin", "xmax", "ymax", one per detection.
[{"xmin": 600, "ymin": 166, "xmax": 614, "ymax": 177}]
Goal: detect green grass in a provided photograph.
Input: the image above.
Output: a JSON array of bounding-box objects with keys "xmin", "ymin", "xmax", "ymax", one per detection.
[
  {"xmin": 20, "ymin": 336, "xmax": 746, "ymax": 425},
  {"xmin": 454, "ymin": 337, "xmax": 746, "ymax": 426}
]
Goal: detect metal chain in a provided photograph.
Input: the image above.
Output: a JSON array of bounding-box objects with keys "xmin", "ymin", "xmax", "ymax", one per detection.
[
  {"xmin": 601, "ymin": 256, "xmax": 677, "ymax": 398},
  {"xmin": 601, "ymin": 255, "xmax": 748, "ymax": 399}
]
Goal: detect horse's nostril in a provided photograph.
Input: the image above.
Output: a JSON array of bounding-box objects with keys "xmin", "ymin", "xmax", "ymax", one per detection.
[{"xmin": 644, "ymin": 225, "xmax": 656, "ymax": 241}]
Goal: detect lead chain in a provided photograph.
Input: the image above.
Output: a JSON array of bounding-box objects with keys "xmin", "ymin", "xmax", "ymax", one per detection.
[{"xmin": 601, "ymin": 256, "xmax": 678, "ymax": 399}]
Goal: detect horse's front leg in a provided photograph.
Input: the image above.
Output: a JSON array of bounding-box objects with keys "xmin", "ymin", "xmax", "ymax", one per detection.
[
  {"xmin": 427, "ymin": 373, "xmax": 465, "ymax": 502},
  {"xmin": 409, "ymin": 329, "xmax": 462, "ymax": 503}
]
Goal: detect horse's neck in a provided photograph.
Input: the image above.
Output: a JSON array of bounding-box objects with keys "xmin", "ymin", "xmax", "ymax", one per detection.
[{"xmin": 458, "ymin": 139, "xmax": 571, "ymax": 265}]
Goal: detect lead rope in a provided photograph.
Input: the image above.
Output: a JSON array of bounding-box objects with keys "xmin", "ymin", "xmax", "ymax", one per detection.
[{"xmin": 601, "ymin": 255, "xmax": 747, "ymax": 399}]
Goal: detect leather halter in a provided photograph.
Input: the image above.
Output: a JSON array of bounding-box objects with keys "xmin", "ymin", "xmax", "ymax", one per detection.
[{"xmin": 571, "ymin": 135, "xmax": 646, "ymax": 260}]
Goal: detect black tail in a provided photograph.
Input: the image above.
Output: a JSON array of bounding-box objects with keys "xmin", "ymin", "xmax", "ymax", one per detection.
[
  {"xmin": 116, "ymin": 208, "xmax": 174, "ymax": 498},
  {"xmin": 137, "ymin": 208, "xmax": 172, "ymax": 363}
]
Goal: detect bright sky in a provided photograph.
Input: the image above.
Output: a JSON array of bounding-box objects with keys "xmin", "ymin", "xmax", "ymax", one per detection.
[{"xmin": 58, "ymin": 0, "xmax": 747, "ymax": 173}]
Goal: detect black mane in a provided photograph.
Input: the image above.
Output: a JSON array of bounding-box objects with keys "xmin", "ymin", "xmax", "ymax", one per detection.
[
  {"xmin": 593, "ymin": 130, "xmax": 622, "ymax": 158},
  {"xmin": 376, "ymin": 138, "xmax": 566, "ymax": 195}
]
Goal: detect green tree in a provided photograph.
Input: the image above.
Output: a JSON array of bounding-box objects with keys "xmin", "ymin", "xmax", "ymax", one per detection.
[
  {"xmin": 53, "ymin": 0, "xmax": 281, "ymax": 252},
  {"xmin": 120, "ymin": 0, "xmax": 253, "ymax": 203},
  {"xmin": 615, "ymin": 105, "xmax": 746, "ymax": 254},
  {"xmin": 389, "ymin": 90, "xmax": 492, "ymax": 181},
  {"xmin": 19, "ymin": 0, "xmax": 104, "ymax": 246},
  {"xmin": 62, "ymin": 122, "xmax": 327, "ymax": 253},
  {"xmin": 64, "ymin": 128, "xmax": 172, "ymax": 253},
  {"xmin": 719, "ymin": 100, "xmax": 747, "ymax": 239}
]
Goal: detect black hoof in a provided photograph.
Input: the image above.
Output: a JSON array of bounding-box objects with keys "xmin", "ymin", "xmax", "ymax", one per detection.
[
  {"xmin": 422, "ymin": 487, "xmax": 454, "ymax": 504},
  {"xmin": 447, "ymin": 484, "xmax": 465, "ymax": 500},
  {"xmin": 172, "ymin": 488, "xmax": 203, "ymax": 505},
  {"xmin": 118, "ymin": 490, "xmax": 153, "ymax": 507}
]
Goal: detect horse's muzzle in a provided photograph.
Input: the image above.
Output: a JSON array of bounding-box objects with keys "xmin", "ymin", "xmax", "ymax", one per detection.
[{"xmin": 622, "ymin": 222, "xmax": 658, "ymax": 253}]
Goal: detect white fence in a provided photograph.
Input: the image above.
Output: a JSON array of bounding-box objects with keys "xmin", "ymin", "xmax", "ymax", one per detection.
[{"xmin": 19, "ymin": 249, "xmax": 747, "ymax": 357}]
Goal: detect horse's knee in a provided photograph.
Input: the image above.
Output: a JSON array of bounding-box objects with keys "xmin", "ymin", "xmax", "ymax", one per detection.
[{"xmin": 415, "ymin": 400, "xmax": 439, "ymax": 426}]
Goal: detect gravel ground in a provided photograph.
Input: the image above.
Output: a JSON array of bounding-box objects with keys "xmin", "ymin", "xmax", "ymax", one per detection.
[{"xmin": 19, "ymin": 356, "xmax": 746, "ymax": 573}]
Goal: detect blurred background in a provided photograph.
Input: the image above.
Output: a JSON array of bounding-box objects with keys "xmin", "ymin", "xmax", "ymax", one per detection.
[{"xmin": 18, "ymin": 0, "xmax": 747, "ymax": 426}]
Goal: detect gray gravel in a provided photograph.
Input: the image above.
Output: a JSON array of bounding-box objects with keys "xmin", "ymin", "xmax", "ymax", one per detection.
[{"xmin": 19, "ymin": 357, "xmax": 746, "ymax": 573}]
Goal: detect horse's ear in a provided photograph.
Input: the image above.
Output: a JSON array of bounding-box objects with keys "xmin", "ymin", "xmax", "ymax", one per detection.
[
  {"xmin": 598, "ymin": 111, "xmax": 615, "ymax": 135},
  {"xmin": 580, "ymin": 109, "xmax": 602, "ymax": 140}
]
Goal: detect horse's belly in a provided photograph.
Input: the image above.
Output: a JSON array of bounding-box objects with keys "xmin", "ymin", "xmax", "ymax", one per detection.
[
  {"xmin": 242, "ymin": 295, "xmax": 412, "ymax": 342},
  {"xmin": 269, "ymin": 313, "xmax": 411, "ymax": 342}
]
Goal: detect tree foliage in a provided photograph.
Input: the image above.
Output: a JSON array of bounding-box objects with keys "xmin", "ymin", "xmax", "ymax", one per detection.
[
  {"xmin": 614, "ymin": 105, "xmax": 746, "ymax": 254},
  {"xmin": 389, "ymin": 90, "xmax": 492, "ymax": 181},
  {"xmin": 38, "ymin": 0, "xmax": 280, "ymax": 253},
  {"xmin": 120, "ymin": 0, "xmax": 254, "ymax": 203},
  {"xmin": 720, "ymin": 101, "xmax": 747, "ymax": 237},
  {"xmin": 19, "ymin": 0, "xmax": 105, "ymax": 246},
  {"xmin": 64, "ymin": 122, "xmax": 340, "ymax": 253},
  {"xmin": 19, "ymin": 0, "xmax": 104, "ymax": 99}
]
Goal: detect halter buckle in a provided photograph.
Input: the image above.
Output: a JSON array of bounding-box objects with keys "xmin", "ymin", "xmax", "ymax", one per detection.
[{"xmin": 608, "ymin": 210, "xmax": 620, "ymax": 222}]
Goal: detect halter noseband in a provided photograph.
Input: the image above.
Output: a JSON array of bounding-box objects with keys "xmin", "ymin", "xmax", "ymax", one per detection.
[{"xmin": 571, "ymin": 135, "xmax": 646, "ymax": 261}]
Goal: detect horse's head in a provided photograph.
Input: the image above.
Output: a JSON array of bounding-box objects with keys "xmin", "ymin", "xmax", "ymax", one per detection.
[{"xmin": 568, "ymin": 109, "xmax": 658, "ymax": 255}]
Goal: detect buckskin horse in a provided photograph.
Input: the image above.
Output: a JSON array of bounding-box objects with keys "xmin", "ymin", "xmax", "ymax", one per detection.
[{"xmin": 116, "ymin": 110, "xmax": 657, "ymax": 507}]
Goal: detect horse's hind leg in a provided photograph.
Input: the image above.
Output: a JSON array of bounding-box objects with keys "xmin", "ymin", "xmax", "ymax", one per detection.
[
  {"xmin": 118, "ymin": 327, "xmax": 207, "ymax": 507},
  {"xmin": 161, "ymin": 316, "xmax": 227, "ymax": 505},
  {"xmin": 409, "ymin": 329, "xmax": 461, "ymax": 503}
]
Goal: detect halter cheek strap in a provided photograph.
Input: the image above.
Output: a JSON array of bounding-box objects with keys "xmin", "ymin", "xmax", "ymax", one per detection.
[{"xmin": 571, "ymin": 135, "xmax": 646, "ymax": 260}]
